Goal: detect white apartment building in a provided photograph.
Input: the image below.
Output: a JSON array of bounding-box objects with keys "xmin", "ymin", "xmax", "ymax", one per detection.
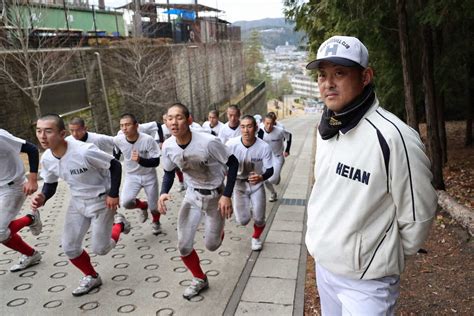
[{"xmin": 290, "ymin": 74, "xmax": 320, "ymax": 99}]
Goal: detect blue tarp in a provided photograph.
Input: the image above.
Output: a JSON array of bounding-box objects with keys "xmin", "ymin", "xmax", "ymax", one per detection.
[{"xmin": 162, "ymin": 9, "xmax": 196, "ymax": 20}]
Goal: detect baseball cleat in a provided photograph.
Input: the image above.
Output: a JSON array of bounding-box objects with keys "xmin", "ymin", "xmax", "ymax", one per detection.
[
  {"xmin": 28, "ymin": 210, "xmax": 43, "ymax": 236},
  {"xmin": 268, "ymin": 192, "xmax": 278, "ymax": 202},
  {"xmin": 114, "ymin": 213, "xmax": 131, "ymax": 234},
  {"xmin": 136, "ymin": 199, "xmax": 148, "ymax": 223},
  {"xmin": 10, "ymin": 251, "xmax": 42, "ymax": 272},
  {"xmin": 251, "ymin": 238, "xmax": 263, "ymax": 251},
  {"xmin": 151, "ymin": 221, "xmax": 161, "ymax": 235},
  {"xmin": 183, "ymin": 277, "xmax": 209, "ymax": 300},
  {"xmin": 72, "ymin": 274, "xmax": 102, "ymax": 296}
]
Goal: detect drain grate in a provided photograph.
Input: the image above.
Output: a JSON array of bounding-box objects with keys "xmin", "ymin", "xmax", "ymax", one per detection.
[{"xmin": 279, "ymin": 198, "xmax": 306, "ymax": 206}]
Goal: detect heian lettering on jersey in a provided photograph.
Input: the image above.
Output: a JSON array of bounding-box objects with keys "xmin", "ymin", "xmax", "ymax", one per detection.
[
  {"xmin": 70, "ymin": 167, "xmax": 88, "ymax": 175},
  {"xmin": 335, "ymin": 162, "xmax": 370, "ymax": 185}
]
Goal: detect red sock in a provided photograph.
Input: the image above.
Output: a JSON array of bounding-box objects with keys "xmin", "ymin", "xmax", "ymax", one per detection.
[
  {"xmin": 8, "ymin": 216, "xmax": 33, "ymax": 235},
  {"xmin": 181, "ymin": 249, "xmax": 206, "ymax": 280},
  {"xmin": 253, "ymin": 224, "xmax": 265, "ymax": 239},
  {"xmin": 111, "ymin": 223, "xmax": 123, "ymax": 242},
  {"xmin": 135, "ymin": 199, "xmax": 148, "ymax": 209},
  {"xmin": 151, "ymin": 212, "xmax": 161, "ymax": 223},
  {"xmin": 3, "ymin": 233, "xmax": 35, "ymax": 256},
  {"xmin": 176, "ymin": 169, "xmax": 184, "ymax": 182},
  {"xmin": 70, "ymin": 250, "xmax": 97, "ymax": 277}
]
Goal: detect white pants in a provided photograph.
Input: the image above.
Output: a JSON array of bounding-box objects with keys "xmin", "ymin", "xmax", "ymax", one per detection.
[
  {"xmin": 62, "ymin": 195, "xmax": 115, "ymax": 259},
  {"xmin": 0, "ymin": 179, "xmax": 26, "ymax": 242},
  {"xmin": 316, "ymin": 263, "xmax": 399, "ymax": 316},
  {"xmin": 267, "ymin": 154, "xmax": 284, "ymax": 185},
  {"xmin": 121, "ymin": 172, "xmax": 159, "ymax": 212},
  {"xmin": 233, "ymin": 181, "xmax": 266, "ymax": 226},
  {"xmin": 177, "ymin": 187, "xmax": 224, "ymax": 256}
]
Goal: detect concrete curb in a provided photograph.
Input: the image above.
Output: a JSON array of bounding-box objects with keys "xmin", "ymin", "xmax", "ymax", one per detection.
[{"xmin": 437, "ymin": 190, "xmax": 473, "ymax": 236}]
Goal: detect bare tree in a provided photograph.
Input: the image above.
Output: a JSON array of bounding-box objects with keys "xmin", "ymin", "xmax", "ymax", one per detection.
[
  {"xmin": 105, "ymin": 38, "xmax": 175, "ymax": 122},
  {"xmin": 0, "ymin": 0, "xmax": 78, "ymax": 118}
]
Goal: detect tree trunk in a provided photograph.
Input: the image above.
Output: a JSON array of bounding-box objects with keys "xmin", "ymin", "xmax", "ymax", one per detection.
[
  {"xmin": 419, "ymin": 8, "xmax": 445, "ymax": 189},
  {"xmin": 466, "ymin": 62, "xmax": 473, "ymax": 146},
  {"xmin": 396, "ymin": 0, "xmax": 418, "ymax": 132},
  {"xmin": 434, "ymin": 29, "xmax": 447, "ymax": 165}
]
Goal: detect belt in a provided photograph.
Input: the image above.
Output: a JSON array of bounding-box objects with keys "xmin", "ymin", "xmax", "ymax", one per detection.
[
  {"xmin": 194, "ymin": 187, "xmax": 221, "ymax": 195},
  {"xmin": 7, "ymin": 181, "xmax": 14, "ymax": 186}
]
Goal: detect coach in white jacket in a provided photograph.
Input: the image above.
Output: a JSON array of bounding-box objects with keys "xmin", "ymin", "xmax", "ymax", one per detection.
[{"xmin": 305, "ymin": 35, "xmax": 438, "ymax": 315}]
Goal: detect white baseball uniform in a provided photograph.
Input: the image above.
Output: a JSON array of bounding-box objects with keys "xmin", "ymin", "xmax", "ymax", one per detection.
[
  {"xmin": 66, "ymin": 131, "xmax": 115, "ymax": 155},
  {"xmin": 40, "ymin": 139, "xmax": 116, "ymax": 258},
  {"xmin": 259, "ymin": 125, "xmax": 291, "ymax": 185},
  {"xmin": 161, "ymin": 131, "xmax": 231, "ymax": 256},
  {"xmin": 113, "ymin": 133, "xmax": 160, "ymax": 212},
  {"xmin": 0, "ymin": 130, "xmax": 27, "ymax": 242},
  {"xmin": 226, "ymin": 136, "xmax": 273, "ymax": 226},
  {"xmin": 202, "ymin": 121, "xmax": 224, "ymax": 136},
  {"xmin": 218, "ymin": 122, "xmax": 241, "ymax": 144}
]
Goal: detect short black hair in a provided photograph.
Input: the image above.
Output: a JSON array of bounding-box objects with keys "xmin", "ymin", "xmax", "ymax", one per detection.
[
  {"xmin": 227, "ymin": 104, "xmax": 241, "ymax": 116},
  {"xmin": 69, "ymin": 117, "xmax": 85, "ymax": 127},
  {"xmin": 208, "ymin": 110, "xmax": 219, "ymax": 117},
  {"xmin": 169, "ymin": 102, "xmax": 190, "ymax": 119},
  {"xmin": 120, "ymin": 113, "xmax": 138, "ymax": 124},
  {"xmin": 264, "ymin": 113, "xmax": 276, "ymax": 122},
  {"xmin": 38, "ymin": 113, "xmax": 66, "ymax": 131},
  {"xmin": 240, "ymin": 114, "xmax": 257, "ymax": 128}
]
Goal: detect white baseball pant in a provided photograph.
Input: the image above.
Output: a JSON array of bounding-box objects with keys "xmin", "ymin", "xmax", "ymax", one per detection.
[
  {"xmin": 121, "ymin": 172, "xmax": 159, "ymax": 212},
  {"xmin": 0, "ymin": 179, "xmax": 26, "ymax": 242},
  {"xmin": 177, "ymin": 187, "xmax": 224, "ymax": 256},
  {"xmin": 233, "ymin": 180, "xmax": 266, "ymax": 226},
  {"xmin": 316, "ymin": 262, "xmax": 399, "ymax": 316},
  {"xmin": 62, "ymin": 195, "xmax": 115, "ymax": 259}
]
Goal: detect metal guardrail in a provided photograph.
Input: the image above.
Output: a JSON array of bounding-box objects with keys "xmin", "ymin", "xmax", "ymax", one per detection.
[{"xmin": 236, "ymin": 81, "xmax": 265, "ymax": 109}]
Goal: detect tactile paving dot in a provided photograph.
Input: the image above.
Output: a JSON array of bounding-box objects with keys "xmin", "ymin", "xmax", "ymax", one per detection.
[
  {"xmin": 115, "ymin": 244, "xmax": 126, "ymax": 249},
  {"xmin": 19, "ymin": 271, "xmax": 37, "ymax": 278},
  {"xmin": 13, "ymin": 283, "xmax": 32, "ymax": 291},
  {"xmin": 173, "ymin": 267, "xmax": 187, "ymax": 273},
  {"xmin": 144, "ymin": 264, "xmax": 159, "ymax": 271},
  {"xmin": 7, "ymin": 298, "xmax": 28, "ymax": 307},
  {"xmin": 218, "ymin": 251, "xmax": 231, "ymax": 256},
  {"xmin": 117, "ymin": 288, "xmax": 134, "ymax": 296},
  {"xmin": 50, "ymin": 272, "xmax": 67, "ymax": 279},
  {"xmin": 134, "ymin": 238, "xmax": 147, "ymax": 243},
  {"xmin": 152, "ymin": 291, "xmax": 170, "ymax": 299},
  {"xmin": 0, "ymin": 270, "xmax": 8, "ymax": 275},
  {"xmin": 53, "ymin": 261, "xmax": 68, "ymax": 267},
  {"xmin": 3, "ymin": 250, "xmax": 17, "ymax": 255},
  {"xmin": 112, "ymin": 253, "xmax": 126, "ymax": 259},
  {"xmin": 91, "ymin": 261, "xmax": 98, "ymax": 267},
  {"xmin": 200, "ymin": 259, "xmax": 212, "ymax": 265},
  {"xmin": 48, "ymin": 285, "xmax": 66, "ymax": 293},
  {"xmin": 118, "ymin": 304, "xmax": 136, "ymax": 313},
  {"xmin": 195, "ymin": 249, "xmax": 204, "ymax": 254},
  {"xmin": 114, "ymin": 263, "xmax": 129, "ymax": 269},
  {"xmin": 112, "ymin": 274, "xmax": 128, "ymax": 281},
  {"xmin": 0, "ymin": 258, "xmax": 13, "ymax": 265},
  {"xmin": 43, "ymin": 300, "xmax": 62, "ymax": 308},
  {"xmin": 189, "ymin": 295, "xmax": 204, "ymax": 302},
  {"xmin": 179, "ymin": 279, "xmax": 192, "ymax": 286},
  {"xmin": 80, "ymin": 301, "xmax": 99, "ymax": 311},
  {"xmin": 137, "ymin": 246, "xmax": 151, "ymax": 251},
  {"xmin": 205, "ymin": 270, "xmax": 220, "ymax": 277},
  {"xmin": 164, "ymin": 247, "xmax": 177, "ymax": 253},
  {"xmin": 170, "ymin": 256, "xmax": 181, "ymax": 262},
  {"xmin": 132, "ymin": 232, "xmax": 144, "ymax": 237},
  {"xmin": 88, "ymin": 287, "xmax": 101, "ymax": 294},
  {"xmin": 230, "ymin": 237, "xmax": 241, "ymax": 241},
  {"xmin": 58, "ymin": 252, "xmax": 66, "ymax": 257},
  {"xmin": 158, "ymin": 239, "xmax": 171, "ymax": 244},
  {"xmin": 140, "ymin": 254, "xmax": 154, "ymax": 260},
  {"xmin": 156, "ymin": 308, "xmax": 175, "ymax": 315},
  {"xmin": 145, "ymin": 276, "xmax": 161, "ymax": 283}
]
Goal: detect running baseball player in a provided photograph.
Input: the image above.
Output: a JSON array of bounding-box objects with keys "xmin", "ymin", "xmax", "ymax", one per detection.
[
  {"xmin": 162, "ymin": 113, "xmax": 186, "ymax": 192},
  {"xmin": 158, "ymin": 103, "xmax": 239, "ymax": 300},
  {"xmin": 66, "ymin": 117, "xmax": 115, "ymax": 154},
  {"xmin": 202, "ymin": 110, "xmax": 224, "ymax": 136},
  {"xmin": 218, "ymin": 105, "xmax": 241, "ymax": 144},
  {"xmin": 0, "ymin": 129, "xmax": 43, "ymax": 272},
  {"xmin": 226, "ymin": 115, "xmax": 274, "ymax": 251},
  {"xmin": 258, "ymin": 113, "xmax": 292, "ymax": 202},
  {"xmin": 32, "ymin": 114, "xmax": 129, "ymax": 296},
  {"xmin": 114, "ymin": 113, "xmax": 162, "ymax": 234}
]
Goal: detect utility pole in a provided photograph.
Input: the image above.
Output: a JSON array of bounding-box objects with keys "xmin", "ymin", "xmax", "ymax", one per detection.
[{"xmin": 133, "ymin": 0, "xmax": 142, "ymax": 37}]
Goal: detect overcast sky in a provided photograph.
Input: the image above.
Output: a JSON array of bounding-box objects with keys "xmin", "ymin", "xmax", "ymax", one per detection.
[{"xmin": 100, "ymin": 0, "xmax": 286, "ymax": 23}]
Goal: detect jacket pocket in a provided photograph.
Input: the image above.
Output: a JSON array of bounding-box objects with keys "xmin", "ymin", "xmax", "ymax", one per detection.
[{"xmin": 354, "ymin": 233, "xmax": 362, "ymax": 271}]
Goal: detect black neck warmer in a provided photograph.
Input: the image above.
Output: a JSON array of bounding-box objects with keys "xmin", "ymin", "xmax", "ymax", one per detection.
[{"xmin": 318, "ymin": 84, "xmax": 375, "ymax": 140}]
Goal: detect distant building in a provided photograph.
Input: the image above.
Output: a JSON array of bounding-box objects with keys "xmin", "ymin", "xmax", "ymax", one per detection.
[
  {"xmin": 290, "ymin": 74, "xmax": 320, "ymax": 99},
  {"xmin": 275, "ymin": 41, "xmax": 297, "ymax": 54}
]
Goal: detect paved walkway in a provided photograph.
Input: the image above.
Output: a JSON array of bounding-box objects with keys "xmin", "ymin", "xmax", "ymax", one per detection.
[{"xmin": 0, "ymin": 114, "xmax": 320, "ymax": 315}]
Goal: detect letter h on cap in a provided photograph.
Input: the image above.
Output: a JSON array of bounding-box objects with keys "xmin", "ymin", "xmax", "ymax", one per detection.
[{"xmin": 324, "ymin": 44, "xmax": 339, "ymax": 57}]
